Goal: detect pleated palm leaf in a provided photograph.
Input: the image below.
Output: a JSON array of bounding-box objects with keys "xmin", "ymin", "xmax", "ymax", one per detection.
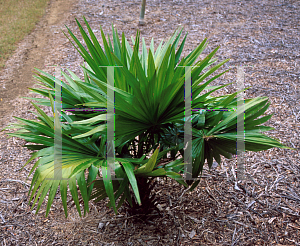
[{"xmin": 3, "ymin": 17, "xmax": 291, "ymax": 217}]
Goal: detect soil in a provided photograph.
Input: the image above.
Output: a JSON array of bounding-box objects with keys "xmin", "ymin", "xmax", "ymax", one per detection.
[{"xmin": 0, "ymin": 0, "xmax": 300, "ymax": 245}]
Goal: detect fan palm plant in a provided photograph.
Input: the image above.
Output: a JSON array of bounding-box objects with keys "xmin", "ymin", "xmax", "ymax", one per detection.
[{"xmin": 3, "ymin": 17, "xmax": 291, "ymax": 218}]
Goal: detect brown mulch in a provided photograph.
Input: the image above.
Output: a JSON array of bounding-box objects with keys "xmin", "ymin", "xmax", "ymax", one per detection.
[{"xmin": 0, "ymin": 0, "xmax": 299, "ymax": 245}]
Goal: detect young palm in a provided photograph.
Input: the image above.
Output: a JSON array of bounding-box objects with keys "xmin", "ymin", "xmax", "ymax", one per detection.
[{"xmin": 3, "ymin": 17, "xmax": 291, "ymax": 218}]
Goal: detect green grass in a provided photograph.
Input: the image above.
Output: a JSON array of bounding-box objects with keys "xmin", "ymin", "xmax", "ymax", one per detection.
[{"xmin": 0, "ymin": 0, "xmax": 50, "ymax": 69}]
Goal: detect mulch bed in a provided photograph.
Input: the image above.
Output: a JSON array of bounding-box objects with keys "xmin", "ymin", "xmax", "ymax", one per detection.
[{"xmin": 1, "ymin": 0, "xmax": 299, "ymax": 245}]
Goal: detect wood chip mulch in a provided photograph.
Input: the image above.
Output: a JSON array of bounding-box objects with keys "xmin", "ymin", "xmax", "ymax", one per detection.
[{"xmin": 0, "ymin": 0, "xmax": 299, "ymax": 245}]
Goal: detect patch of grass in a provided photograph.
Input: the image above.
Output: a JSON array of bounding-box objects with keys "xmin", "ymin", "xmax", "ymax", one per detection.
[{"xmin": 0, "ymin": 0, "xmax": 50, "ymax": 69}]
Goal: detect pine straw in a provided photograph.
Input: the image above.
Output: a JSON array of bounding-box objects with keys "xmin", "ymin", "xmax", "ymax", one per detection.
[{"xmin": 1, "ymin": 0, "xmax": 299, "ymax": 245}]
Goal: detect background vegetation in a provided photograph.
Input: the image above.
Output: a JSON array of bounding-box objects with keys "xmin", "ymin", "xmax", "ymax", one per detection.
[{"xmin": 0, "ymin": 0, "xmax": 50, "ymax": 69}]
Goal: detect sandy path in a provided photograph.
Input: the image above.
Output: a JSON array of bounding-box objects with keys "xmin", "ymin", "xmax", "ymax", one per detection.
[{"xmin": 0, "ymin": 0, "xmax": 78, "ymax": 127}]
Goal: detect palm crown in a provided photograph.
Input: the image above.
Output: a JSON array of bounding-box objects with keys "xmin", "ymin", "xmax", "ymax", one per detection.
[{"xmin": 3, "ymin": 17, "xmax": 291, "ymax": 217}]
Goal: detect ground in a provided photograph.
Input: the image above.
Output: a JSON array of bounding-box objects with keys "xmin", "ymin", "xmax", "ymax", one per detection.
[{"xmin": 0, "ymin": 0, "xmax": 299, "ymax": 245}]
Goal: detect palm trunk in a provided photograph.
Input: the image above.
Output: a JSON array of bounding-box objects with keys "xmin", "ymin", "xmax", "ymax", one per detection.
[
  {"xmin": 139, "ymin": 0, "xmax": 146, "ymax": 26},
  {"xmin": 126, "ymin": 177, "xmax": 159, "ymax": 219}
]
